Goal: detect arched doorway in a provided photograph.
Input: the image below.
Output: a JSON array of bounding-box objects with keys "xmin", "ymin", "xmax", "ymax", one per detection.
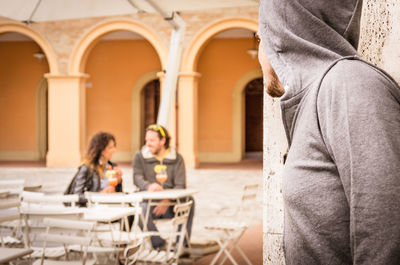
[
  {"xmin": 83, "ymin": 30, "xmax": 162, "ymax": 161},
  {"xmin": 180, "ymin": 17, "xmax": 259, "ymax": 167},
  {"xmin": 245, "ymin": 78, "xmax": 263, "ymax": 158},
  {"xmin": 194, "ymin": 28, "xmax": 261, "ymax": 163},
  {"xmin": 141, "ymin": 79, "xmax": 160, "ymax": 145},
  {"xmin": 0, "ymin": 32, "xmax": 49, "ymax": 161}
]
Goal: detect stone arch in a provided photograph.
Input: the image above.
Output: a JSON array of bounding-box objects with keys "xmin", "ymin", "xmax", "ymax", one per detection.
[
  {"xmin": 178, "ymin": 17, "xmax": 259, "ymax": 166},
  {"xmin": 181, "ymin": 17, "xmax": 258, "ymax": 73},
  {"xmin": 69, "ymin": 18, "xmax": 168, "ymax": 75},
  {"xmin": 0, "ymin": 22, "xmax": 59, "ymax": 74}
]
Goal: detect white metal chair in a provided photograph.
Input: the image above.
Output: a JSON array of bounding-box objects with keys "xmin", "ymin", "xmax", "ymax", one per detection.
[
  {"xmin": 131, "ymin": 201, "xmax": 193, "ymax": 265},
  {"xmin": 83, "ymin": 192, "xmax": 146, "ymax": 263},
  {"xmin": 0, "ymin": 199, "xmax": 23, "ymax": 247},
  {"xmin": 19, "ymin": 192, "xmax": 83, "ymax": 259},
  {"xmin": 32, "ymin": 217, "xmax": 97, "ymax": 265},
  {"xmin": 84, "ymin": 192, "xmax": 142, "ymax": 233},
  {"xmin": 204, "ymin": 184, "xmax": 259, "ymax": 265},
  {"xmin": 0, "ymin": 179, "xmax": 25, "ymax": 196},
  {"xmin": 0, "ymin": 179, "xmax": 25, "ymax": 246}
]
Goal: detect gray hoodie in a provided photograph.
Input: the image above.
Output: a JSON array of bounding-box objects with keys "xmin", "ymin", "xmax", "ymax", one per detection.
[{"xmin": 259, "ymin": 0, "xmax": 400, "ymax": 264}]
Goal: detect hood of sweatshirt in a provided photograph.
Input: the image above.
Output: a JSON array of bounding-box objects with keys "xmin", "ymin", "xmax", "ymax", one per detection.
[{"xmin": 259, "ymin": 0, "xmax": 363, "ymax": 141}]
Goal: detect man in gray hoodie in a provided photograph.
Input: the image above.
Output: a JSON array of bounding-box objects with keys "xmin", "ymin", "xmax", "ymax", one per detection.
[{"xmin": 258, "ymin": 0, "xmax": 400, "ymax": 264}]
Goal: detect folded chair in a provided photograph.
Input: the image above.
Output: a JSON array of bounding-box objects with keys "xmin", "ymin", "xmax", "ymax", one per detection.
[
  {"xmin": 129, "ymin": 201, "xmax": 193, "ymax": 265},
  {"xmin": 205, "ymin": 184, "xmax": 259, "ymax": 265},
  {"xmin": 32, "ymin": 217, "xmax": 97, "ymax": 265}
]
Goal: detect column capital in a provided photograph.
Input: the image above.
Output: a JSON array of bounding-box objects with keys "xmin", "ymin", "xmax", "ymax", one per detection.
[
  {"xmin": 156, "ymin": 71, "xmax": 166, "ymax": 79},
  {"xmin": 45, "ymin": 73, "xmax": 90, "ymax": 80},
  {"xmin": 179, "ymin": 71, "xmax": 202, "ymax": 79}
]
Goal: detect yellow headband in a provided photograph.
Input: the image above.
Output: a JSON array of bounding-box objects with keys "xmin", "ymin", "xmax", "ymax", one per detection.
[{"xmin": 147, "ymin": 124, "xmax": 166, "ymax": 138}]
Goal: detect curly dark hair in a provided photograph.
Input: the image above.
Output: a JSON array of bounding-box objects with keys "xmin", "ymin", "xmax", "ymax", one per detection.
[{"xmin": 85, "ymin": 132, "xmax": 116, "ymax": 168}]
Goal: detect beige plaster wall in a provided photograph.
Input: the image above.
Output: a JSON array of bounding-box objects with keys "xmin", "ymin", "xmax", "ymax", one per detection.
[
  {"xmin": 85, "ymin": 39, "xmax": 161, "ymax": 157},
  {"xmin": 197, "ymin": 37, "xmax": 260, "ymax": 153},
  {"xmin": 0, "ymin": 41, "xmax": 49, "ymax": 153}
]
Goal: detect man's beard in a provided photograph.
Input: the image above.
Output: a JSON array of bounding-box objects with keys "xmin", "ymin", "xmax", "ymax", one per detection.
[
  {"xmin": 265, "ymin": 69, "xmax": 285, "ymax": 98},
  {"xmin": 151, "ymin": 145, "xmax": 163, "ymax": 156}
]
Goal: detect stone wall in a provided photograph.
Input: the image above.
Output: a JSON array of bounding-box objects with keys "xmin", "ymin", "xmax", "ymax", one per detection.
[{"xmin": 359, "ymin": 0, "xmax": 400, "ymax": 84}]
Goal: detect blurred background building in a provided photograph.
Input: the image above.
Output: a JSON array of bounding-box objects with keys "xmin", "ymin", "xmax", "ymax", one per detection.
[{"xmin": 0, "ymin": 1, "xmax": 261, "ymax": 168}]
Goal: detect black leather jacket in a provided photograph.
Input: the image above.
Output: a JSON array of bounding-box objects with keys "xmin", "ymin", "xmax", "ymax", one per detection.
[{"xmin": 65, "ymin": 161, "xmax": 122, "ymax": 206}]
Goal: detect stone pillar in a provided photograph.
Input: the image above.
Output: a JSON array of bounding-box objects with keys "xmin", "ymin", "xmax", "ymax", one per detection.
[
  {"xmin": 177, "ymin": 71, "xmax": 201, "ymax": 168},
  {"xmin": 359, "ymin": 0, "xmax": 400, "ymax": 84},
  {"xmin": 263, "ymin": 94, "xmax": 287, "ymax": 265},
  {"xmin": 45, "ymin": 74, "xmax": 88, "ymax": 167}
]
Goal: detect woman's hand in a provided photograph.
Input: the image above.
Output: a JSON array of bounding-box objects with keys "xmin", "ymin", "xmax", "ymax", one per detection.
[
  {"xmin": 101, "ymin": 186, "xmax": 115, "ymax": 193},
  {"xmin": 114, "ymin": 167, "xmax": 123, "ymax": 183}
]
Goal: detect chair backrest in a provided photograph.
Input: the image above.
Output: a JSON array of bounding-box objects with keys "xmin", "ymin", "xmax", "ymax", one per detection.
[
  {"xmin": 237, "ymin": 184, "xmax": 259, "ymax": 223},
  {"xmin": 0, "ymin": 199, "xmax": 21, "ymax": 247},
  {"xmin": 19, "ymin": 191, "xmax": 83, "ymax": 248},
  {"xmin": 84, "ymin": 192, "xmax": 142, "ymax": 207},
  {"xmin": 21, "ymin": 192, "xmax": 79, "ymax": 207},
  {"xmin": 171, "ymin": 201, "xmax": 193, "ymax": 257},
  {"xmin": 0, "ymin": 179, "xmax": 25, "ymax": 195},
  {"xmin": 84, "ymin": 192, "xmax": 142, "ymax": 233},
  {"xmin": 40, "ymin": 217, "xmax": 96, "ymax": 265}
]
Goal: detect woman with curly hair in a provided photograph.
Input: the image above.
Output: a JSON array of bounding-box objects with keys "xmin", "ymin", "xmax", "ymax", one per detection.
[{"xmin": 65, "ymin": 131, "xmax": 123, "ymax": 206}]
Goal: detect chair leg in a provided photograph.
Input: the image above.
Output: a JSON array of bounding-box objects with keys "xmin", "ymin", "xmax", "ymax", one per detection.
[
  {"xmin": 209, "ymin": 238, "xmax": 226, "ymax": 265},
  {"xmin": 210, "ymin": 237, "xmax": 240, "ymax": 265},
  {"xmin": 219, "ymin": 228, "xmax": 250, "ymax": 265},
  {"xmin": 220, "ymin": 244, "xmax": 240, "ymax": 265},
  {"xmin": 235, "ymin": 246, "xmax": 253, "ymax": 265}
]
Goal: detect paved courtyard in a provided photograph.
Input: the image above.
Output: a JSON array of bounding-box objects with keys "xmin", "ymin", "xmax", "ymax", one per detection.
[{"xmin": 0, "ymin": 160, "xmax": 263, "ymax": 264}]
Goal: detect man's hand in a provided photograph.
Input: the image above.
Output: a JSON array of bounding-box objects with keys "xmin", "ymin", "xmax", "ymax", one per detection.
[
  {"xmin": 101, "ymin": 186, "xmax": 115, "ymax": 193},
  {"xmin": 148, "ymin": 183, "xmax": 163, "ymax": 192},
  {"xmin": 153, "ymin": 199, "xmax": 170, "ymax": 216}
]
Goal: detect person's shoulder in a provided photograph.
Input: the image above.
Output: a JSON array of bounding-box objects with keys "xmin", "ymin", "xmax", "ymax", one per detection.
[
  {"xmin": 133, "ymin": 150, "xmax": 142, "ymax": 158},
  {"xmin": 173, "ymin": 149, "xmax": 185, "ymax": 163},
  {"xmin": 132, "ymin": 149, "xmax": 145, "ymax": 164},
  {"xmin": 76, "ymin": 163, "xmax": 92, "ymax": 177},
  {"xmin": 324, "ymin": 59, "xmax": 378, "ymax": 83},
  {"xmin": 321, "ymin": 58, "xmax": 400, "ymax": 99},
  {"xmin": 79, "ymin": 163, "xmax": 90, "ymax": 171}
]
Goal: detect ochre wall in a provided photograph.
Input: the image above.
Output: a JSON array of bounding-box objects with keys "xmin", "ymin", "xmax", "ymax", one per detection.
[
  {"xmin": 85, "ymin": 39, "xmax": 161, "ymax": 152},
  {"xmin": 197, "ymin": 38, "xmax": 260, "ymax": 153},
  {"xmin": 0, "ymin": 41, "xmax": 49, "ymax": 151}
]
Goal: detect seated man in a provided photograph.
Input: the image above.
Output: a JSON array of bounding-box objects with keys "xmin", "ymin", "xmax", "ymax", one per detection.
[{"xmin": 133, "ymin": 124, "xmax": 195, "ymax": 249}]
